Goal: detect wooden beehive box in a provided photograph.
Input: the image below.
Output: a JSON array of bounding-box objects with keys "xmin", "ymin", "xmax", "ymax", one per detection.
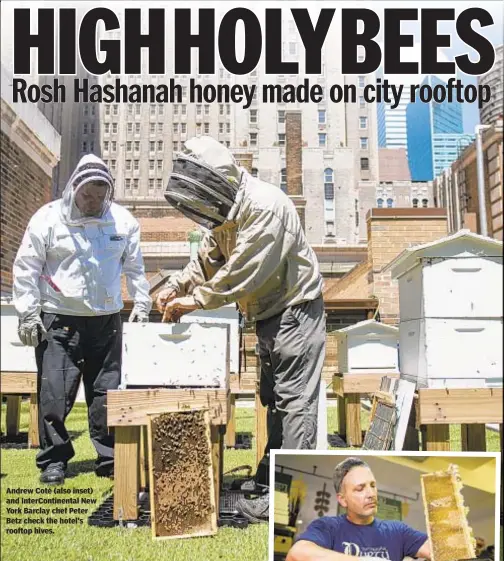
[
  {"xmin": 335, "ymin": 320, "xmax": 399, "ymax": 374},
  {"xmin": 421, "ymin": 464, "xmax": 476, "ymax": 561},
  {"xmin": 179, "ymin": 304, "xmax": 240, "ymax": 373},
  {"xmin": 147, "ymin": 409, "xmax": 217, "ymax": 540},
  {"xmin": 1, "ymin": 298, "xmax": 37, "ymax": 372},
  {"xmin": 121, "ymin": 322, "xmax": 229, "ymax": 388},
  {"xmin": 389, "ymin": 230, "xmax": 503, "ymax": 389}
]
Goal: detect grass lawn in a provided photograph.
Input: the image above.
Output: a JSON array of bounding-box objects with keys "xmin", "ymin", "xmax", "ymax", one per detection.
[
  {"xmin": 1, "ymin": 402, "xmax": 268, "ymax": 561},
  {"xmin": 1, "ymin": 400, "xmax": 500, "ymax": 561}
]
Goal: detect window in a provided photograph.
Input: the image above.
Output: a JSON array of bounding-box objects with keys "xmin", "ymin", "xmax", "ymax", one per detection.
[
  {"xmin": 126, "ymin": 141, "xmax": 132, "ymax": 152},
  {"xmin": 386, "ymin": 198, "xmax": 394, "ymax": 208},
  {"xmin": 225, "ymin": 140, "xmax": 230, "ymax": 147},
  {"xmin": 360, "ymin": 137, "xmax": 368, "ymax": 150},
  {"xmin": 89, "ymin": 141, "xmax": 95, "ymax": 153},
  {"xmin": 105, "ymin": 123, "xmax": 110, "ymax": 134},
  {"xmin": 377, "ymin": 198, "xmax": 384, "ymax": 208},
  {"xmin": 133, "ymin": 160, "xmax": 139, "ymax": 170},
  {"xmin": 249, "ymin": 110, "xmax": 258, "ymax": 124},
  {"xmin": 91, "ymin": 105, "xmax": 96, "ymax": 116},
  {"xmin": 326, "ymin": 221, "xmax": 335, "ymax": 236},
  {"xmin": 157, "ymin": 179, "xmax": 163, "ymax": 190},
  {"xmin": 219, "ymin": 123, "xmax": 224, "ymax": 134},
  {"xmin": 412, "ymin": 198, "xmax": 419, "ymax": 208},
  {"xmin": 219, "ymin": 105, "xmax": 224, "ymax": 116},
  {"xmin": 181, "ymin": 123, "xmax": 187, "ymax": 134},
  {"xmin": 226, "ymin": 105, "xmax": 231, "ymax": 115},
  {"xmin": 128, "ymin": 104, "xmax": 134, "ymax": 116},
  {"xmin": 157, "ymin": 140, "xmax": 163, "ymax": 151},
  {"xmin": 173, "ymin": 141, "xmax": 179, "ymax": 151},
  {"xmin": 126, "ymin": 160, "xmax": 132, "ymax": 171},
  {"xmin": 204, "ymin": 123, "xmax": 210, "ymax": 134},
  {"xmin": 150, "ymin": 141, "xmax": 155, "ymax": 152},
  {"xmin": 358, "ymin": 76, "xmax": 365, "ymax": 88},
  {"xmin": 196, "ymin": 124, "xmax": 202, "ymax": 135},
  {"xmin": 157, "ymin": 123, "xmax": 163, "ymax": 133},
  {"xmin": 288, "ymin": 42, "xmax": 297, "ymax": 55},
  {"xmin": 133, "ymin": 179, "xmax": 139, "ymax": 190},
  {"xmin": 111, "ymin": 141, "xmax": 117, "ymax": 152},
  {"xmin": 149, "ymin": 160, "xmax": 155, "ymax": 171},
  {"xmin": 158, "ymin": 104, "xmax": 164, "ymax": 115},
  {"xmin": 196, "ymin": 105, "xmax": 202, "ymax": 116},
  {"xmin": 359, "ymin": 96, "xmax": 366, "ymax": 108},
  {"xmin": 126, "ymin": 122, "xmax": 133, "ymax": 134},
  {"xmin": 318, "ymin": 110, "xmax": 326, "ymax": 124},
  {"xmin": 150, "ymin": 123, "xmax": 156, "ymax": 134},
  {"xmin": 104, "ymin": 105, "xmax": 110, "ymax": 116},
  {"xmin": 278, "ymin": 110, "xmax": 285, "ymax": 124},
  {"xmin": 355, "ymin": 199, "xmax": 359, "ymax": 228},
  {"xmin": 324, "ymin": 168, "xmax": 334, "ymax": 199},
  {"xmin": 319, "ymin": 133, "xmax": 327, "ymax": 147},
  {"xmin": 278, "ymin": 133, "xmax": 286, "ymax": 146},
  {"xmin": 226, "ymin": 122, "xmax": 231, "ymax": 133},
  {"xmin": 84, "ymin": 106, "xmax": 89, "ymax": 116},
  {"xmin": 135, "ymin": 123, "xmax": 140, "ymax": 134},
  {"xmin": 112, "ymin": 123, "xmax": 117, "ymax": 134},
  {"xmin": 135, "ymin": 105, "xmax": 141, "ymax": 115},
  {"xmin": 251, "ymin": 168, "xmax": 258, "ymax": 177},
  {"xmin": 157, "ymin": 160, "xmax": 163, "ymax": 171},
  {"xmin": 360, "ymin": 157, "xmax": 369, "ymax": 171},
  {"xmin": 359, "ymin": 116, "xmax": 368, "ymax": 129},
  {"xmin": 110, "ymin": 159, "xmax": 116, "ymax": 171},
  {"xmin": 249, "ymin": 133, "xmax": 258, "ymax": 146},
  {"xmin": 280, "ymin": 168, "xmax": 287, "ymax": 192},
  {"xmin": 181, "ymin": 105, "xmax": 187, "ymax": 116},
  {"xmin": 104, "ymin": 141, "xmax": 109, "ymax": 152},
  {"xmin": 204, "ymin": 105, "xmax": 210, "ymax": 116},
  {"xmin": 422, "ymin": 198, "xmax": 428, "ymax": 208},
  {"xmin": 134, "ymin": 141, "xmax": 140, "ymax": 152},
  {"xmin": 83, "ymin": 123, "xmax": 88, "ymax": 134},
  {"xmin": 173, "ymin": 123, "xmax": 178, "ymax": 134},
  {"xmin": 125, "ymin": 179, "xmax": 131, "ymax": 189},
  {"xmin": 173, "ymin": 105, "xmax": 179, "ymax": 115},
  {"xmin": 82, "ymin": 141, "xmax": 87, "ymax": 152},
  {"xmin": 150, "ymin": 105, "xmax": 156, "ymax": 116},
  {"xmin": 149, "ymin": 179, "xmax": 155, "ymax": 191},
  {"xmin": 112, "ymin": 105, "xmax": 118, "ymax": 115}
]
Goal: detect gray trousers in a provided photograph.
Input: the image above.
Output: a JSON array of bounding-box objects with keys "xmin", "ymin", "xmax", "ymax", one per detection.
[
  {"xmin": 255, "ymin": 295, "xmax": 326, "ymax": 484},
  {"xmin": 34, "ymin": 312, "xmax": 122, "ymax": 471}
]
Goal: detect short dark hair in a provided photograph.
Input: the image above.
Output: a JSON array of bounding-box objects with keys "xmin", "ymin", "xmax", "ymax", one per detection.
[{"xmin": 333, "ymin": 457, "xmax": 370, "ymax": 494}]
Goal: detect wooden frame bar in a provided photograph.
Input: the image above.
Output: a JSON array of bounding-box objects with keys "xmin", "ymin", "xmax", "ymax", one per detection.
[{"xmin": 1, "ymin": 372, "xmax": 39, "ymax": 447}]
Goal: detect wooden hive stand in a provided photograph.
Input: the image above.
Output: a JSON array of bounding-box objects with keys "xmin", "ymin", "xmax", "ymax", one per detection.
[
  {"xmin": 107, "ymin": 387, "xmax": 230, "ymax": 522},
  {"xmin": 1, "ymin": 372, "xmax": 39, "ymax": 447},
  {"xmin": 416, "ymin": 387, "xmax": 503, "ymax": 451},
  {"xmin": 332, "ymin": 372, "xmax": 400, "ymax": 447}
]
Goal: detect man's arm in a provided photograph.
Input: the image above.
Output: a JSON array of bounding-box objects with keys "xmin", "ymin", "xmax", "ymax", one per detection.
[
  {"xmin": 122, "ymin": 221, "xmax": 152, "ymax": 313},
  {"xmin": 192, "ymin": 209, "xmax": 294, "ymax": 310},
  {"xmin": 13, "ymin": 217, "xmax": 47, "ymax": 319},
  {"xmin": 165, "ymin": 230, "xmax": 226, "ymax": 297},
  {"xmin": 414, "ymin": 539, "xmax": 431, "ymax": 560},
  {"xmin": 287, "ymin": 541, "xmax": 374, "ymax": 561}
]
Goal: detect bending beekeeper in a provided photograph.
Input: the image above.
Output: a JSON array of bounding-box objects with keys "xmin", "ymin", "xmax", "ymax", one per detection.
[
  {"xmin": 13, "ymin": 155, "xmax": 151, "ymax": 485},
  {"xmin": 156, "ymin": 136, "xmax": 326, "ymax": 523}
]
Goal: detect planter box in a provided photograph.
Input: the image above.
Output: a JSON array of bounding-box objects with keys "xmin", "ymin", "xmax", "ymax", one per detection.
[
  {"xmin": 121, "ymin": 322, "xmax": 230, "ymax": 388},
  {"xmin": 335, "ymin": 319, "xmax": 399, "ymax": 374}
]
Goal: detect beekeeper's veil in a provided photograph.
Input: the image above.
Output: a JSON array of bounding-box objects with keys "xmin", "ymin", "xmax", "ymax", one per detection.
[
  {"xmin": 60, "ymin": 154, "xmax": 114, "ymax": 225},
  {"xmin": 165, "ymin": 136, "xmax": 242, "ymax": 230}
]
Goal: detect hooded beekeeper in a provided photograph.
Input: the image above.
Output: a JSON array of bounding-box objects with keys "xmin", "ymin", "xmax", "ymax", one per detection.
[
  {"xmin": 12, "ymin": 155, "xmax": 151, "ymax": 485},
  {"xmin": 157, "ymin": 136, "xmax": 326, "ymax": 523}
]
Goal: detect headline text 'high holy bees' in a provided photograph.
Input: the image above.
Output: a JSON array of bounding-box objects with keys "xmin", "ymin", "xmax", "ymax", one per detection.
[{"xmin": 13, "ymin": 7, "xmax": 497, "ymax": 77}]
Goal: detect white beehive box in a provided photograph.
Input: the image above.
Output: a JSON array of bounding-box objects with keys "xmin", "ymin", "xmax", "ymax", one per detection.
[
  {"xmin": 390, "ymin": 230, "xmax": 502, "ymax": 321},
  {"xmin": 1, "ymin": 298, "xmax": 37, "ymax": 372},
  {"xmin": 121, "ymin": 322, "xmax": 230, "ymax": 388},
  {"xmin": 335, "ymin": 320, "xmax": 399, "ymax": 373},
  {"xmin": 179, "ymin": 304, "xmax": 240, "ymax": 373},
  {"xmin": 389, "ymin": 230, "xmax": 503, "ymax": 388}
]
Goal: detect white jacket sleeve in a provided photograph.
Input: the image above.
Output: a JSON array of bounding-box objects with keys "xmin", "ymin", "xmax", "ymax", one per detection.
[
  {"xmin": 122, "ymin": 221, "xmax": 152, "ymax": 313},
  {"xmin": 192, "ymin": 209, "xmax": 295, "ymax": 310},
  {"xmin": 13, "ymin": 217, "xmax": 48, "ymax": 320}
]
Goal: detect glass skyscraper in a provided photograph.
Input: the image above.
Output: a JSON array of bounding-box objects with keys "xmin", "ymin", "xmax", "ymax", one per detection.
[{"xmin": 406, "ymin": 76, "xmax": 474, "ymax": 181}]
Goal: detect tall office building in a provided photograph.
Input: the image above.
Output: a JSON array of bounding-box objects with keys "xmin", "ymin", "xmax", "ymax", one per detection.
[
  {"xmin": 407, "ymin": 76, "xmax": 474, "ymax": 181},
  {"xmin": 96, "ymin": 10, "xmax": 379, "ymax": 246},
  {"xmin": 478, "ymin": 44, "xmax": 503, "ymax": 126}
]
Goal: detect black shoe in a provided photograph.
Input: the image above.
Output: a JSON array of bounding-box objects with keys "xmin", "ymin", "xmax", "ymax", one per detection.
[
  {"xmin": 40, "ymin": 463, "xmax": 65, "ymax": 485},
  {"xmin": 235, "ymin": 493, "xmax": 270, "ymax": 523},
  {"xmin": 95, "ymin": 464, "xmax": 114, "ymax": 478}
]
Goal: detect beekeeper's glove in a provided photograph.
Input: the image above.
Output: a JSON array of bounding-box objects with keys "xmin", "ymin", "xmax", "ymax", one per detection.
[
  {"xmin": 18, "ymin": 313, "xmax": 47, "ymax": 347},
  {"xmin": 128, "ymin": 304, "xmax": 150, "ymax": 323}
]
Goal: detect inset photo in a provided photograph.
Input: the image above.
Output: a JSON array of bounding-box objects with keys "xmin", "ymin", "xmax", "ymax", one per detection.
[{"xmin": 270, "ymin": 451, "xmax": 500, "ymax": 561}]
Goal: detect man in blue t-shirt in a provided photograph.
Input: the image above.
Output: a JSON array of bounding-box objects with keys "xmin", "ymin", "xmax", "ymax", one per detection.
[{"xmin": 286, "ymin": 457, "xmax": 431, "ymax": 561}]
